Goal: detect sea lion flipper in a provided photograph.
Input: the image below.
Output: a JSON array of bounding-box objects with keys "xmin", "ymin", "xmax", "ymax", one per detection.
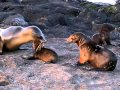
[
  {"xmin": 21, "ymin": 55, "xmax": 36, "ymax": 60},
  {"xmin": 75, "ymin": 61, "xmax": 86, "ymax": 66}
]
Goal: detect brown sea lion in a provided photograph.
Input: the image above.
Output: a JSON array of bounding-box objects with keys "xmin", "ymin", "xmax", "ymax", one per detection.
[
  {"xmin": 91, "ymin": 22, "xmax": 115, "ymax": 46},
  {"xmin": 22, "ymin": 47, "xmax": 58, "ymax": 63},
  {"xmin": 0, "ymin": 26, "xmax": 46, "ymax": 54},
  {"xmin": 91, "ymin": 32, "xmax": 111, "ymax": 46},
  {"xmin": 66, "ymin": 32, "xmax": 117, "ymax": 71},
  {"xmin": 80, "ymin": 43, "xmax": 117, "ymax": 71}
]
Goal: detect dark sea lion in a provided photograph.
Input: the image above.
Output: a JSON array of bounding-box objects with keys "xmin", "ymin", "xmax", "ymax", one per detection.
[
  {"xmin": 66, "ymin": 32, "xmax": 117, "ymax": 71},
  {"xmin": 22, "ymin": 47, "xmax": 58, "ymax": 63},
  {"xmin": 91, "ymin": 23, "xmax": 115, "ymax": 46},
  {"xmin": 0, "ymin": 26, "xmax": 46, "ymax": 54},
  {"xmin": 100, "ymin": 23, "xmax": 115, "ymax": 33},
  {"xmin": 91, "ymin": 32, "xmax": 111, "ymax": 46},
  {"xmin": 92, "ymin": 21, "xmax": 115, "ymax": 33}
]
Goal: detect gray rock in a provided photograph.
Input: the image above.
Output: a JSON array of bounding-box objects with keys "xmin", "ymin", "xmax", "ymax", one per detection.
[
  {"xmin": 112, "ymin": 13, "xmax": 120, "ymax": 22},
  {"xmin": 0, "ymin": 72, "xmax": 10, "ymax": 86},
  {"xmin": 46, "ymin": 13, "xmax": 70, "ymax": 26},
  {"xmin": 0, "ymin": 12, "xmax": 15, "ymax": 22},
  {"xmin": 2, "ymin": 14, "xmax": 28, "ymax": 26}
]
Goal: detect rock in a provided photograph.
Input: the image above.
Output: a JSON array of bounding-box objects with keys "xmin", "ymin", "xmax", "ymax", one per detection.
[
  {"xmin": 0, "ymin": 0, "xmax": 21, "ymax": 3},
  {"xmin": 54, "ymin": 5, "xmax": 80, "ymax": 16},
  {"xmin": 2, "ymin": 14, "xmax": 28, "ymax": 26},
  {"xmin": 0, "ymin": 12, "xmax": 15, "ymax": 22},
  {"xmin": 91, "ymin": 21, "xmax": 115, "ymax": 32},
  {"xmin": 112, "ymin": 13, "xmax": 120, "ymax": 22},
  {"xmin": 22, "ymin": 0, "xmax": 49, "ymax": 4},
  {"xmin": 0, "ymin": 72, "xmax": 10, "ymax": 86},
  {"xmin": 44, "ymin": 25, "xmax": 73, "ymax": 37},
  {"xmin": 46, "ymin": 13, "xmax": 70, "ymax": 26},
  {"xmin": 110, "ymin": 30, "xmax": 120, "ymax": 40}
]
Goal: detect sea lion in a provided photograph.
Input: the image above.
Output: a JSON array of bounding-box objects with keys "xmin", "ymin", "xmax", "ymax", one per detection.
[
  {"xmin": 0, "ymin": 26, "xmax": 46, "ymax": 54},
  {"xmin": 80, "ymin": 43, "xmax": 117, "ymax": 71},
  {"xmin": 22, "ymin": 47, "xmax": 58, "ymax": 63},
  {"xmin": 100, "ymin": 23, "xmax": 115, "ymax": 33},
  {"xmin": 66, "ymin": 32, "xmax": 117, "ymax": 71},
  {"xmin": 91, "ymin": 32, "xmax": 111, "ymax": 46},
  {"xmin": 92, "ymin": 21, "xmax": 115, "ymax": 33},
  {"xmin": 91, "ymin": 22, "xmax": 115, "ymax": 46}
]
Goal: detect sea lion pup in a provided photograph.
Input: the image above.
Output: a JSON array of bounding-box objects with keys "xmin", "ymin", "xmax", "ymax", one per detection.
[
  {"xmin": 91, "ymin": 32, "xmax": 111, "ymax": 46},
  {"xmin": 0, "ymin": 26, "xmax": 46, "ymax": 54},
  {"xmin": 22, "ymin": 47, "xmax": 58, "ymax": 63},
  {"xmin": 91, "ymin": 23, "xmax": 115, "ymax": 46},
  {"xmin": 92, "ymin": 21, "xmax": 115, "ymax": 33},
  {"xmin": 66, "ymin": 32, "xmax": 117, "ymax": 71}
]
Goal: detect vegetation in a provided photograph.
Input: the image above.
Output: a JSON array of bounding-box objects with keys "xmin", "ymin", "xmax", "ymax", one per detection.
[
  {"xmin": 100, "ymin": 5, "xmax": 118, "ymax": 14},
  {"xmin": 80, "ymin": 1, "xmax": 118, "ymax": 14}
]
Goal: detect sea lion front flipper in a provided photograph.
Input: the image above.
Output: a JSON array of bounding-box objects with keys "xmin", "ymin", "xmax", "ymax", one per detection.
[
  {"xmin": 75, "ymin": 61, "xmax": 86, "ymax": 66},
  {"xmin": 21, "ymin": 55, "xmax": 36, "ymax": 60}
]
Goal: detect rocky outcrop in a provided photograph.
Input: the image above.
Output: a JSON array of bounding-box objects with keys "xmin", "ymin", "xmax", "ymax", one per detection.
[{"xmin": 2, "ymin": 14, "xmax": 28, "ymax": 26}]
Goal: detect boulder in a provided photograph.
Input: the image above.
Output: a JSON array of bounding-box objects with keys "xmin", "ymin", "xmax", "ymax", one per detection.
[
  {"xmin": 112, "ymin": 13, "xmax": 120, "ymax": 22},
  {"xmin": 2, "ymin": 14, "xmax": 28, "ymax": 26},
  {"xmin": 0, "ymin": 12, "xmax": 15, "ymax": 22},
  {"xmin": 0, "ymin": 72, "xmax": 10, "ymax": 86}
]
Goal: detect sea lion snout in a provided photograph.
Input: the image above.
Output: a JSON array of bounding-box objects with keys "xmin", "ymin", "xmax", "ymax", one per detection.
[{"xmin": 65, "ymin": 37, "xmax": 73, "ymax": 43}]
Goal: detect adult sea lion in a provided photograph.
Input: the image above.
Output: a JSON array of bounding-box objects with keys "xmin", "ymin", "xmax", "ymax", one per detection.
[{"xmin": 0, "ymin": 26, "xmax": 46, "ymax": 54}]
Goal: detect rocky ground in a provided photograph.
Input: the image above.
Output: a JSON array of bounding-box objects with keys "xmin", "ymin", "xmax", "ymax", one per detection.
[
  {"xmin": 0, "ymin": 0, "xmax": 120, "ymax": 90},
  {"xmin": 0, "ymin": 38, "xmax": 120, "ymax": 90}
]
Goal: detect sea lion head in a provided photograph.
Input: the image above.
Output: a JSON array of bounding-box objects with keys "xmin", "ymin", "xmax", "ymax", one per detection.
[
  {"xmin": 100, "ymin": 23, "xmax": 115, "ymax": 33},
  {"xmin": 33, "ymin": 36, "xmax": 46, "ymax": 52},
  {"xmin": 66, "ymin": 32, "xmax": 90, "ymax": 46}
]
